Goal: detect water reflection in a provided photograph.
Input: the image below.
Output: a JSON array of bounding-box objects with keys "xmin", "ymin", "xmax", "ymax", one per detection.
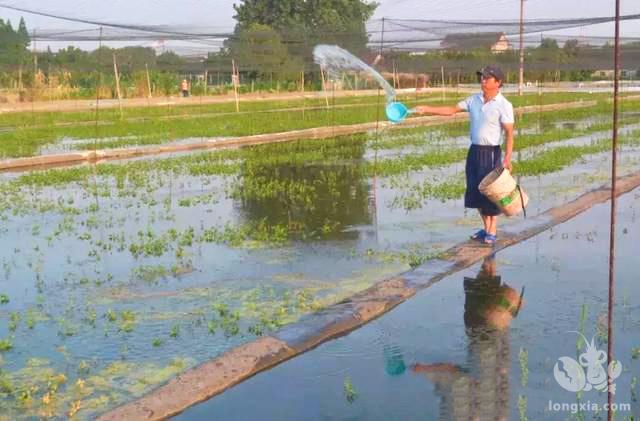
[
  {"xmin": 411, "ymin": 255, "xmax": 524, "ymax": 420},
  {"xmin": 235, "ymin": 139, "xmax": 374, "ymax": 240}
]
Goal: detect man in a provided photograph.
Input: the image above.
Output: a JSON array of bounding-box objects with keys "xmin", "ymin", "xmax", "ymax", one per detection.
[
  {"xmin": 413, "ymin": 66, "xmax": 515, "ymax": 244},
  {"xmin": 181, "ymin": 79, "xmax": 189, "ymax": 97}
]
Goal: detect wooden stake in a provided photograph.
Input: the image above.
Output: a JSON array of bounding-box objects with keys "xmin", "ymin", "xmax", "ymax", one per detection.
[
  {"xmin": 145, "ymin": 63, "xmax": 152, "ymax": 98},
  {"xmin": 232, "ymin": 59, "xmax": 239, "ymax": 112},
  {"xmin": 301, "ymin": 70, "xmax": 305, "ymax": 119},
  {"xmin": 113, "ymin": 52, "xmax": 123, "ymax": 118},
  {"xmin": 441, "ymin": 65, "xmax": 446, "ymax": 101},
  {"xmin": 320, "ymin": 67, "xmax": 329, "ymax": 108},
  {"xmin": 204, "ymin": 68, "xmax": 208, "ymax": 96}
]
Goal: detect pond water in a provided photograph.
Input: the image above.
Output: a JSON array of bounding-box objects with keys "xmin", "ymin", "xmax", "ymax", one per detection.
[
  {"xmin": 0, "ymin": 119, "xmax": 638, "ymax": 418},
  {"xmin": 178, "ymin": 189, "xmax": 640, "ymax": 421}
]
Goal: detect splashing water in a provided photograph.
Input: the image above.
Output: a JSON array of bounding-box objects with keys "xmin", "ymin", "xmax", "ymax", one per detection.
[{"xmin": 313, "ymin": 44, "xmax": 396, "ymax": 103}]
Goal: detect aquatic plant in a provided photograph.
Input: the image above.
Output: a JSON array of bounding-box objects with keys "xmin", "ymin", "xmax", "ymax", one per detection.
[
  {"xmin": 118, "ymin": 311, "xmax": 136, "ymax": 333},
  {"xmin": 577, "ymin": 303, "xmax": 588, "ymax": 351},
  {"xmin": 0, "ymin": 338, "xmax": 12, "ymax": 352},
  {"xmin": 170, "ymin": 324, "xmax": 180, "ymax": 338},
  {"xmin": 519, "ymin": 347, "xmax": 529, "ymax": 387},
  {"xmin": 518, "ymin": 394, "xmax": 528, "ymax": 421},
  {"xmin": 343, "ymin": 376, "xmax": 358, "ymax": 403}
]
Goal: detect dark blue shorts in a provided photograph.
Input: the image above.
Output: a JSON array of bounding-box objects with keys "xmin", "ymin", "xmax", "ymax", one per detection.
[{"xmin": 465, "ymin": 144, "xmax": 502, "ymax": 216}]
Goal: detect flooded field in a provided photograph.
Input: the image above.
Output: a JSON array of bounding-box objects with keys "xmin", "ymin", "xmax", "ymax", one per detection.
[
  {"xmin": 0, "ymin": 97, "xmax": 639, "ymax": 418},
  {"xmin": 178, "ymin": 190, "xmax": 640, "ymax": 421}
]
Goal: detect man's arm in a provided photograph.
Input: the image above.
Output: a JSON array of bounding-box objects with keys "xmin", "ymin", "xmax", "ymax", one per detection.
[
  {"xmin": 502, "ymin": 123, "xmax": 514, "ymax": 172},
  {"xmin": 413, "ymin": 105, "xmax": 463, "ymax": 116}
]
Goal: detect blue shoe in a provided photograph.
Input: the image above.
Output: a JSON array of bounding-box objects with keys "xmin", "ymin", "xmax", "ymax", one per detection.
[
  {"xmin": 483, "ymin": 234, "xmax": 497, "ymax": 244},
  {"xmin": 470, "ymin": 229, "xmax": 487, "ymax": 241}
]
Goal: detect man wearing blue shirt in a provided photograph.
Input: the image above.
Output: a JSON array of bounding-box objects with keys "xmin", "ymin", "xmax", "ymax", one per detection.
[{"xmin": 414, "ymin": 66, "xmax": 515, "ymax": 244}]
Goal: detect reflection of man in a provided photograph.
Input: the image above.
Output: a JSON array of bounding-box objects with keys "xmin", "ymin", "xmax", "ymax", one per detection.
[{"xmin": 411, "ymin": 255, "xmax": 523, "ymax": 420}]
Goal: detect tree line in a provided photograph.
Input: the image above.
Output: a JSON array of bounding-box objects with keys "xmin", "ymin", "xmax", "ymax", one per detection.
[{"xmin": 0, "ymin": 1, "xmax": 639, "ymax": 99}]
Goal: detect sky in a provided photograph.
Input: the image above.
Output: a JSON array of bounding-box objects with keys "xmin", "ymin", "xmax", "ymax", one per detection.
[{"xmin": 0, "ymin": 0, "xmax": 638, "ymax": 53}]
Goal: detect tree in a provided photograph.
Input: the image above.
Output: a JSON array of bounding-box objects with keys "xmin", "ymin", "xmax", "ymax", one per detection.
[
  {"xmin": 56, "ymin": 46, "xmax": 91, "ymax": 67},
  {"xmin": 157, "ymin": 51, "xmax": 185, "ymax": 68},
  {"xmin": 563, "ymin": 39, "xmax": 580, "ymax": 58},
  {"xmin": 232, "ymin": 0, "xmax": 378, "ymax": 57},
  {"xmin": 0, "ymin": 18, "xmax": 30, "ymax": 66},
  {"xmin": 114, "ymin": 46, "xmax": 157, "ymax": 75},
  {"xmin": 17, "ymin": 18, "xmax": 29, "ymax": 50},
  {"xmin": 533, "ymin": 37, "xmax": 562, "ymax": 65},
  {"xmin": 229, "ymin": 24, "xmax": 302, "ymax": 79},
  {"xmin": 539, "ymin": 38, "xmax": 559, "ymax": 50}
]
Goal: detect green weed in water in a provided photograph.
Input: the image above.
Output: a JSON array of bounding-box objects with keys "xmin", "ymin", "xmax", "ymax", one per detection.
[
  {"xmin": 118, "ymin": 311, "xmax": 136, "ymax": 333},
  {"xmin": 8, "ymin": 312, "xmax": 19, "ymax": 332},
  {"xmin": 170, "ymin": 324, "xmax": 180, "ymax": 338},
  {"xmin": 519, "ymin": 347, "xmax": 529, "ymax": 387},
  {"xmin": 0, "ymin": 294, "xmax": 8, "ymax": 304},
  {"xmin": 207, "ymin": 320, "xmax": 217, "ymax": 335},
  {"xmin": 577, "ymin": 303, "xmax": 588, "ymax": 351},
  {"xmin": 518, "ymin": 394, "xmax": 528, "ymax": 421},
  {"xmin": 0, "ymin": 338, "xmax": 13, "ymax": 352},
  {"xmin": 220, "ymin": 312, "xmax": 241, "ymax": 337},
  {"xmin": 25, "ymin": 311, "xmax": 36, "ymax": 329},
  {"xmin": 132, "ymin": 264, "xmax": 169, "ymax": 284},
  {"xmin": 343, "ymin": 376, "xmax": 358, "ymax": 404},
  {"xmin": 595, "ymin": 312, "xmax": 608, "ymax": 345},
  {"xmin": 105, "ymin": 309, "xmax": 117, "ymax": 322}
]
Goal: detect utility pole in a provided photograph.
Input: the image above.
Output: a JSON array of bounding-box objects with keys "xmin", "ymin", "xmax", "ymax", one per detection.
[{"xmin": 518, "ymin": 0, "xmax": 525, "ymax": 95}]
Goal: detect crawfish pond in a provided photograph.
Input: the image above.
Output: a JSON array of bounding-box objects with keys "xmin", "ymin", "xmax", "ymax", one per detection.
[{"xmin": 1, "ymin": 102, "xmax": 639, "ymax": 418}]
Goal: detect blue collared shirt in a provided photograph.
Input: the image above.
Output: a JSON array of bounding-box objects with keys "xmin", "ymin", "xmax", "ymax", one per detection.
[{"xmin": 457, "ymin": 92, "xmax": 514, "ymax": 146}]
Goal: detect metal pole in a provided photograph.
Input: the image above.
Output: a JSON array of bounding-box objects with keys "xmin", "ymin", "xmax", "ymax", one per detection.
[
  {"xmin": 607, "ymin": 1, "xmax": 621, "ymax": 419},
  {"xmin": 375, "ymin": 17, "xmax": 385, "ymax": 133},
  {"xmin": 518, "ymin": 0, "xmax": 525, "ymax": 95},
  {"xmin": 94, "ymin": 26, "xmax": 103, "ymax": 152},
  {"xmin": 203, "ymin": 65, "xmax": 208, "ymax": 97},
  {"xmin": 32, "ymin": 29, "xmax": 37, "ymax": 81},
  {"xmin": 31, "ymin": 29, "xmax": 36, "ymax": 110}
]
